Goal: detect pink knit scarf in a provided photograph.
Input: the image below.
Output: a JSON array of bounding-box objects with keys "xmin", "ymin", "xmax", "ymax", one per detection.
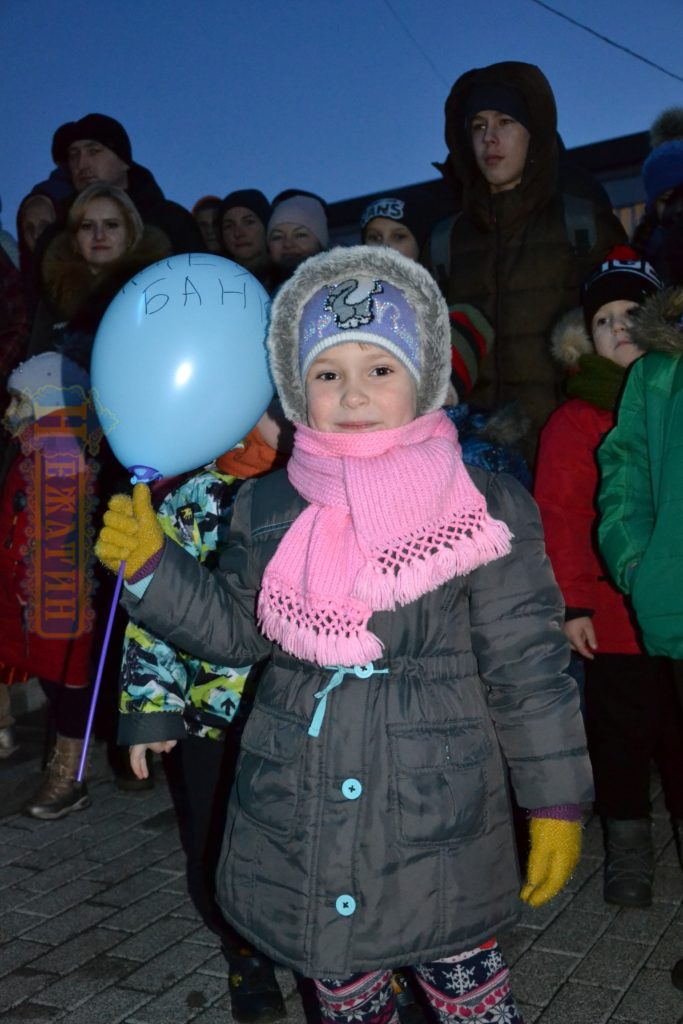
[{"xmin": 257, "ymin": 410, "xmax": 513, "ymax": 666}]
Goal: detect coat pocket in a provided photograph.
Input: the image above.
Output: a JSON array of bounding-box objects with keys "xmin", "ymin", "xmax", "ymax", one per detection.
[
  {"xmin": 388, "ymin": 719, "xmax": 491, "ymax": 846},
  {"xmin": 235, "ymin": 703, "xmax": 307, "ymax": 837}
]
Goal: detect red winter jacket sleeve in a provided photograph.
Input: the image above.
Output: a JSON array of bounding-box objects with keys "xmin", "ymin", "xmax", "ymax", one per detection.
[{"xmin": 534, "ymin": 398, "xmax": 640, "ymax": 655}]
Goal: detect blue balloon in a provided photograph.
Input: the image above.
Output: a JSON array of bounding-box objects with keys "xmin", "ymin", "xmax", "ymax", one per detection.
[{"xmin": 91, "ymin": 254, "xmax": 273, "ymax": 479}]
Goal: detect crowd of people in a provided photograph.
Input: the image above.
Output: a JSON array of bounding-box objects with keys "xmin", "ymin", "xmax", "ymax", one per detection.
[{"xmin": 3, "ymin": 57, "xmax": 683, "ymax": 1023}]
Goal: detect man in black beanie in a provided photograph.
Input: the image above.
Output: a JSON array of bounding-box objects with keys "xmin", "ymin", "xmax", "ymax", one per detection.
[{"xmin": 52, "ymin": 113, "xmax": 201, "ymax": 254}]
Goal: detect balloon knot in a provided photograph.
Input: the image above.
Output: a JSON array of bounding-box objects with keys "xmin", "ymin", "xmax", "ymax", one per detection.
[{"xmin": 128, "ymin": 465, "xmax": 163, "ymax": 484}]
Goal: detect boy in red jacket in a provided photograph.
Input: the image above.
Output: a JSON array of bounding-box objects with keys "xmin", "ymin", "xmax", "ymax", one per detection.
[{"xmin": 535, "ymin": 250, "xmax": 683, "ymax": 907}]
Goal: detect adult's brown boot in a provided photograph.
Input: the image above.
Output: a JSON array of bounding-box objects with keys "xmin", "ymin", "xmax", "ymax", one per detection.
[{"xmin": 23, "ymin": 734, "xmax": 91, "ymax": 820}]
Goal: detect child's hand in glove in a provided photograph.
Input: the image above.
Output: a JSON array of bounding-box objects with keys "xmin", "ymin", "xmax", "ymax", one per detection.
[
  {"xmin": 520, "ymin": 818, "xmax": 581, "ymax": 907},
  {"xmin": 95, "ymin": 483, "xmax": 164, "ymax": 580}
]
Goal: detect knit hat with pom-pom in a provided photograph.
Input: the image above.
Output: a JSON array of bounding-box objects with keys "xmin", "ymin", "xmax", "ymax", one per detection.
[
  {"xmin": 581, "ymin": 245, "xmax": 663, "ymax": 333},
  {"xmin": 643, "ymin": 107, "xmax": 683, "ymax": 208}
]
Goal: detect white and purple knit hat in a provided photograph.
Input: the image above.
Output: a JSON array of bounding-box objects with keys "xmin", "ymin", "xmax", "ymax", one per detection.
[
  {"xmin": 267, "ymin": 246, "xmax": 451, "ymax": 423},
  {"xmin": 298, "ymin": 277, "xmax": 421, "ymax": 381},
  {"xmin": 7, "ymin": 352, "xmax": 90, "ymax": 411}
]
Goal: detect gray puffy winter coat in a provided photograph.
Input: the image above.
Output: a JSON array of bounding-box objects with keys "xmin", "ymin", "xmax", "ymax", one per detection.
[{"xmin": 122, "ymin": 466, "xmax": 592, "ymax": 979}]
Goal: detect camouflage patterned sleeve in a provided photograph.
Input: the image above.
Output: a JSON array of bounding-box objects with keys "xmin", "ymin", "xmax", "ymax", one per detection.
[{"xmin": 117, "ymin": 470, "xmax": 251, "ymax": 745}]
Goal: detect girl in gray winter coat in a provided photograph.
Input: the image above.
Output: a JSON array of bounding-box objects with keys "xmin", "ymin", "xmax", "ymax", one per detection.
[{"xmin": 97, "ymin": 246, "xmax": 592, "ymax": 1024}]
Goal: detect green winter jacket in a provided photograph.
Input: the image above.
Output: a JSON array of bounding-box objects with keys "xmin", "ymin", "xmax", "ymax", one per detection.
[{"xmin": 598, "ymin": 287, "xmax": 683, "ymax": 656}]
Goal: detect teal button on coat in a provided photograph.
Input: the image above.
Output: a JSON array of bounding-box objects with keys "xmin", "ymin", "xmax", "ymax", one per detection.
[{"xmin": 122, "ymin": 466, "xmax": 592, "ymax": 978}]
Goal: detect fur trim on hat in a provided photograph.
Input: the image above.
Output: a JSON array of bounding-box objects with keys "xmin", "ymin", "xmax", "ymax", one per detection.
[
  {"xmin": 550, "ymin": 308, "xmax": 593, "ymax": 368},
  {"xmin": 631, "ymin": 286, "xmax": 683, "ymax": 355},
  {"xmin": 650, "ymin": 108, "xmax": 683, "ymax": 149},
  {"xmin": 267, "ymin": 246, "xmax": 451, "ymax": 423}
]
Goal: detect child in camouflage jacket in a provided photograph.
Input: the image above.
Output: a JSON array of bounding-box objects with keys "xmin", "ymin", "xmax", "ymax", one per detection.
[{"xmin": 117, "ymin": 420, "xmax": 289, "ymax": 1024}]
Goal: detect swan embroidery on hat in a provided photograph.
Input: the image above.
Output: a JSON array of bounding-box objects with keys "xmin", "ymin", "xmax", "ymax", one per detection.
[
  {"xmin": 325, "ymin": 277, "xmax": 383, "ymax": 329},
  {"xmin": 299, "ymin": 276, "xmax": 421, "ymax": 381}
]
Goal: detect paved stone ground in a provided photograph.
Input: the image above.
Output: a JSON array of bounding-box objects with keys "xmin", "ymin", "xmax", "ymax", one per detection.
[{"xmin": 1, "ymin": 697, "xmax": 683, "ymax": 1024}]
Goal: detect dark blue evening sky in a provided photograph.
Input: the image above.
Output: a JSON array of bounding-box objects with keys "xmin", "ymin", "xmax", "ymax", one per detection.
[{"xmin": 2, "ymin": 0, "xmax": 682, "ymax": 230}]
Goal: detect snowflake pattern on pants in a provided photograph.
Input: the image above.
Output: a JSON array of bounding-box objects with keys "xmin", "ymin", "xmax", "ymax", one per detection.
[
  {"xmin": 441, "ymin": 963, "xmax": 477, "ymax": 995},
  {"xmin": 314, "ymin": 941, "xmax": 524, "ymax": 1024}
]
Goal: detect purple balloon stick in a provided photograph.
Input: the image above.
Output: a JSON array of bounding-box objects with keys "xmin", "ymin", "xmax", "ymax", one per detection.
[
  {"xmin": 77, "ymin": 465, "xmax": 162, "ymax": 782},
  {"xmin": 77, "ymin": 560, "xmax": 125, "ymax": 782}
]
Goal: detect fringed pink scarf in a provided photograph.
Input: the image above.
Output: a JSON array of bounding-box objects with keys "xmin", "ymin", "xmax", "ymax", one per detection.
[{"xmin": 257, "ymin": 410, "xmax": 512, "ymax": 666}]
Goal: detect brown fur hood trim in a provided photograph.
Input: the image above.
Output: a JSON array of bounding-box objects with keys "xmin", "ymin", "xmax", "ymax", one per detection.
[
  {"xmin": 631, "ymin": 286, "xmax": 683, "ymax": 356},
  {"xmin": 41, "ymin": 225, "xmax": 172, "ymax": 320},
  {"xmin": 550, "ymin": 308, "xmax": 593, "ymax": 368}
]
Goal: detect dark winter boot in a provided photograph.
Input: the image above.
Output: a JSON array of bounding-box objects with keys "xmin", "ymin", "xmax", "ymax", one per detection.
[
  {"xmin": 392, "ymin": 970, "xmax": 427, "ymax": 1024},
  {"xmin": 603, "ymin": 817, "xmax": 654, "ymax": 908},
  {"xmin": 228, "ymin": 951, "xmax": 287, "ymax": 1024},
  {"xmin": 671, "ymin": 957, "xmax": 683, "ymax": 991},
  {"xmin": 23, "ymin": 735, "xmax": 91, "ymax": 820},
  {"xmin": 0, "ymin": 724, "xmax": 18, "ymax": 759}
]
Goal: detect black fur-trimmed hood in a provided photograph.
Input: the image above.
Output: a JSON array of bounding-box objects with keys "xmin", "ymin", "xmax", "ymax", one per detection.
[
  {"xmin": 441, "ymin": 61, "xmax": 559, "ymax": 223},
  {"xmin": 267, "ymin": 246, "xmax": 451, "ymax": 423},
  {"xmin": 632, "ymin": 286, "xmax": 683, "ymax": 356}
]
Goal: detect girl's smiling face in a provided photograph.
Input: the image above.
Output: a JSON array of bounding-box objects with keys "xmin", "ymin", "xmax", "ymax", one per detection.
[{"xmin": 305, "ymin": 342, "xmax": 417, "ymax": 433}]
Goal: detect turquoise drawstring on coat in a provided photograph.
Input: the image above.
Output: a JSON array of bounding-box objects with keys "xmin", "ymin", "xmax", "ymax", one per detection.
[{"xmin": 308, "ymin": 662, "xmax": 388, "ymax": 738}]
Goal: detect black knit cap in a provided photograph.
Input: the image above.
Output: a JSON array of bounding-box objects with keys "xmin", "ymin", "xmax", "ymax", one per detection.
[
  {"xmin": 52, "ymin": 114, "xmax": 132, "ymax": 165},
  {"xmin": 359, "ymin": 196, "xmax": 431, "ymax": 251},
  {"xmin": 218, "ymin": 189, "xmax": 271, "ymax": 229},
  {"xmin": 582, "ymin": 248, "xmax": 663, "ymax": 333},
  {"xmin": 464, "ymin": 84, "xmax": 531, "ymax": 133}
]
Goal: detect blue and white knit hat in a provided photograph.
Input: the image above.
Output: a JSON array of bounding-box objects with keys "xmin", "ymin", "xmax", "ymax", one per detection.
[
  {"xmin": 299, "ymin": 277, "xmax": 420, "ymax": 381},
  {"xmin": 642, "ymin": 108, "xmax": 683, "ymax": 209},
  {"xmin": 643, "ymin": 141, "xmax": 683, "ymax": 209}
]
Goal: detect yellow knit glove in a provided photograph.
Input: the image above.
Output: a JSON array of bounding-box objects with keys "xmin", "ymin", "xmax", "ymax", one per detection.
[
  {"xmin": 520, "ymin": 818, "xmax": 582, "ymax": 907},
  {"xmin": 95, "ymin": 483, "xmax": 164, "ymax": 580}
]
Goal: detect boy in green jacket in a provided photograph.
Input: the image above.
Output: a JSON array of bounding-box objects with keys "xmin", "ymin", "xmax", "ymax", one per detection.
[{"xmin": 597, "ymin": 284, "xmax": 683, "ymax": 993}]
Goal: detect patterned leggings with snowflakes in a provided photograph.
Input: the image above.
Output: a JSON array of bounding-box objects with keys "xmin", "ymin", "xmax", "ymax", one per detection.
[{"xmin": 315, "ymin": 939, "xmax": 523, "ymax": 1024}]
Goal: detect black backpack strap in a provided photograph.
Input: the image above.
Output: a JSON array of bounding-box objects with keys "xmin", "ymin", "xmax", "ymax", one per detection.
[
  {"xmin": 427, "ymin": 214, "xmax": 458, "ymax": 294},
  {"xmin": 562, "ymin": 192, "xmax": 598, "ymax": 258}
]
